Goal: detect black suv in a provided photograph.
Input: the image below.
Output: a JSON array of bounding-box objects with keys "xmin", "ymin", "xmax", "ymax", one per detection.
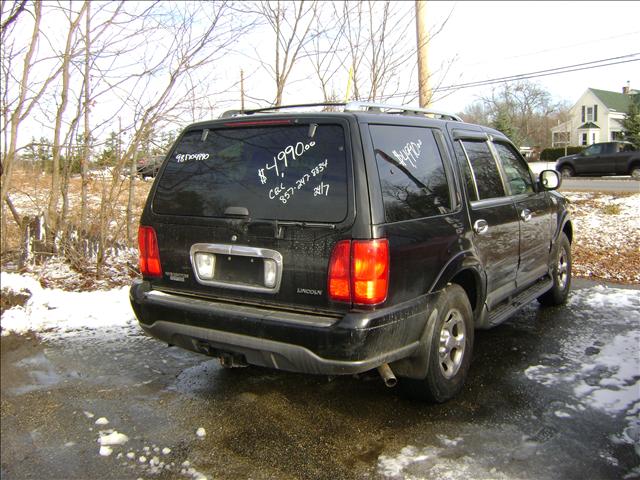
[
  {"xmin": 130, "ymin": 102, "xmax": 572, "ymax": 402},
  {"xmin": 555, "ymin": 141, "xmax": 640, "ymax": 179}
]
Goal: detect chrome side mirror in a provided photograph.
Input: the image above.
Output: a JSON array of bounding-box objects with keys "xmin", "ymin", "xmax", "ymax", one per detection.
[{"xmin": 539, "ymin": 169, "xmax": 560, "ymax": 190}]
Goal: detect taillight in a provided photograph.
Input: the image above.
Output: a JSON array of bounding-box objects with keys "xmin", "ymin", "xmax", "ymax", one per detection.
[
  {"xmin": 328, "ymin": 240, "xmax": 352, "ymax": 302},
  {"xmin": 352, "ymin": 240, "xmax": 389, "ymax": 304},
  {"xmin": 328, "ymin": 239, "xmax": 389, "ymax": 306},
  {"xmin": 138, "ymin": 226, "xmax": 162, "ymax": 278}
]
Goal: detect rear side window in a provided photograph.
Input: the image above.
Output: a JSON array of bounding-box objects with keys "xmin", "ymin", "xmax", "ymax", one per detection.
[
  {"xmin": 153, "ymin": 124, "xmax": 348, "ymax": 222},
  {"xmin": 460, "ymin": 140, "xmax": 505, "ymax": 200},
  {"xmin": 370, "ymin": 125, "xmax": 451, "ymax": 222}
]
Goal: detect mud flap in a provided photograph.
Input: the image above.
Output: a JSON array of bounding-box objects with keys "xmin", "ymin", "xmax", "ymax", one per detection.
[{"xmin": 390, "ymin": 290, "xmax": 444, "ymax": 380}]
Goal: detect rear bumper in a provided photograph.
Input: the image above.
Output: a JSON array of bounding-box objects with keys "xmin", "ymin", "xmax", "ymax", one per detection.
[{"xmin": 129, "ymin": 280, "xmax": 434, "ymax": 375}]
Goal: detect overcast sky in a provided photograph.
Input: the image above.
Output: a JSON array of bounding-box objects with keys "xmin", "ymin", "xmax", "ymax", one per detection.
[
  {"xmin": 269, "ymin": 1, "xmax": 640, "ymax": 113},
  {"xmin": 410, "ymin": 1, "xmax": 640, "ymax": 111}
]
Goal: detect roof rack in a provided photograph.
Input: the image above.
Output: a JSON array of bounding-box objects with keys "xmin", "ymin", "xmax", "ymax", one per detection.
[
  {"xmin": 344, "ymin": 101, "xmax": 463, "ymax": 122},
  {"xmin": 219, "ymin": 101, "xmax": 463, "ymax": 122},
  {"xmin": 220, "ymin": 102, "xmax": 345, "ymax": 118}
]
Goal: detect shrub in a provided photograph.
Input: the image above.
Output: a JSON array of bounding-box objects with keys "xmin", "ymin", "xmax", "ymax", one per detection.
[{"xmin": 540, "ymin": 146, "xmax": 585, "ymax": 161}]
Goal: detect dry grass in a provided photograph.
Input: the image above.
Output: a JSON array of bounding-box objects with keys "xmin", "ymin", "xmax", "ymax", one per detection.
[
  {"xmin": 2, "ymin": 166, "xmax": 153, "ymax": 290},
  {"xmin": 3, "ymin": 166, "xmax": 152, "ymax": 251},
  {"xmin": 566, "ymin": 192, "xmax": 640, "ymax": 284}
]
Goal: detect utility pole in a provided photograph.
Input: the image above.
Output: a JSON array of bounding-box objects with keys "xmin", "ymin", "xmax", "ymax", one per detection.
[
  {"xmin": 415, "ymin": 0, "xmax": 430, "ymax": 108},
  {"xmin": 240, "ymin": 69, "xmax": 245, "ymax": 111}
]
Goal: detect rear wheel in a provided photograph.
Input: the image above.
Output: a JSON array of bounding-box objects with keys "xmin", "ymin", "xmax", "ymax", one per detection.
[
  {"xmin": 401, "ymin": 284, "xmax": 474, "ymax": 403},
  {"xmin": 538, "ymin": 232, "xmax": 571, "ymax": 306},
  {"xmin": 560, "ymin": 165, "xmax": 574, "ymax": 178},
  {"xmin": 631, "ymin": 165, "xmax": 640, "ymax": 180}
]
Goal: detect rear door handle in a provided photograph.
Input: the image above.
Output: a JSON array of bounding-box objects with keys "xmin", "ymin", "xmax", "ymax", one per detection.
[
  {"xmin": 473, "ymin": 219, "xmax": 489, "ymax": 235},
  {"xmin": 520, "ymin": 209, "xmax": 532, "ymax": 222}
]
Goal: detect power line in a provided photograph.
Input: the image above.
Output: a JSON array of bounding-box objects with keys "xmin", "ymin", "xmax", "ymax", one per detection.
[
  {"xmin": 383, "ymin": 54, "xmax": 640, "ymax": 101},
  {"xmin": 465, "ymin": 30, "xmax": 640, "ymax": 66},
  {"xmin": 438, "ymin": 53, "xmax": 639, "ymax": 91}
]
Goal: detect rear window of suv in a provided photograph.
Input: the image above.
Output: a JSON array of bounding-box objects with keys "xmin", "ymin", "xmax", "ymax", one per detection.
[{"xmin": 153, "ymin": 124, "xmax": 348, "ymax": 222}]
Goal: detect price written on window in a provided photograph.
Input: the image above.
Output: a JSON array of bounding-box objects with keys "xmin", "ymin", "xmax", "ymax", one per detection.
[
  {"xmin": 268, "ymin": 159, "xmax": 330, "ymax": 204},
  {"xmin": 392, "ymin": 139, "xmax": 422, "ymax": 169},
  {"xmin": 258, "ymin": 140, "xmax": 316, "ymax": 184}
]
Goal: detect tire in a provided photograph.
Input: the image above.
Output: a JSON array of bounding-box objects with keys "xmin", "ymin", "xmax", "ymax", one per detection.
[
  {"xmin": 631, "ymin": 165, "xmax": 640, "ymax": 180},
  {"xmin": 401, "ymin": 284, "xmax": 474, "ymax": 403},
  {"xmin": 559, "ymin": 165, "xmax": 574, "ymax": 178},
  {"xmin": 538, "ymin": 232, "xmax": 571, "ymax": 306}
]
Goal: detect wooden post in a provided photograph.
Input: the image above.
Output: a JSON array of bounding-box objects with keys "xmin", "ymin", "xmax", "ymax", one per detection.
[
  {"xmin": 415, "ymin": 0, "xmax": 431, "ymax": 108},
  {"xmin": 240, "ymin": 69, "xmax": 245, "ymax": 112}
]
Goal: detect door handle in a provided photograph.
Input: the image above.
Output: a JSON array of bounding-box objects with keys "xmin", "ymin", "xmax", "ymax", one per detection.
[
  {"xmin": 520, "ymin": 209, "xmax": 532, "ymax": 222},
  {"xmin": 473, "ymin": 219, "xmax": 489, "ymax": 235}
]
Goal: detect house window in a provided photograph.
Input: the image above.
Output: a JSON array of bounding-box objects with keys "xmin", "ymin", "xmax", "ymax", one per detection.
[
  {"xmin": 586, "ymin": 107, "xmax": 593, "ymax": 122},
  {"xmin": 611, "ymin": 131, "xmax": 623, "ymax": 141},
  {"xmin": 582, "ymin": 133, "xmax": 587, "ymax": 145},
  {"xmin": 592, "ymin": 133, "xmax": 596, "ymax": 144}
]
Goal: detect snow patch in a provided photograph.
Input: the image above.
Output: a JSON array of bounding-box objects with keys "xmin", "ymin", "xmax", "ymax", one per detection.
[
  {"xmin": 98, "ymin": 431, "xmax": 129, "ymax": 446},
  {"xmin": 377, "ymin": 444, "xmax": 509, "ymax": 479},
  {"xmin": 95, "ymin": 417, "xmax": 109, "ymax": 426},
  {"xmin": 99, "ymin": 446, "xmax": 113, "ymax": 457},
  {"xmin": 196, "ymin": 427, "xmax": 206, "ymax": 438},
  {"xmin": 1, "ymin": 272, "xmax": 135, "ymax": 338}
]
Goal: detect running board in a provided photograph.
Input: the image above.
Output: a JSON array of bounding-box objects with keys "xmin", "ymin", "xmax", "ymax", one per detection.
[{"xmin": 479, "ymin": 276, "xmax": 553, "ymax": 329}]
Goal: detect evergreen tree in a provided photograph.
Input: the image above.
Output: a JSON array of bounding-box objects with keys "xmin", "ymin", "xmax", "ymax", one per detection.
[
  {"xmin": 492, "ymin": 108, "xmax": 518, "ymax": 145},
  {"xmin": 97, "ymin": 131, "xmax": 119, "ymax": 167},
  {"xmin": 622, "ymin": 94, "xmax": 640, "ymax": 147}
]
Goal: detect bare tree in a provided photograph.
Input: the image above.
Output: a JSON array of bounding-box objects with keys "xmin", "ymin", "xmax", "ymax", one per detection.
[
  {"xmin": 479, "ymin": 81, "xmax": 561, "ymax": 147},
  {"xmin": 46, "ymin": 1, "xmax": 88, "ymax": 243},
  {"xmin": 95, "ymin": 1, "xmax": 253, "ymax": 273},
  {"xmin": 251, "ymin": 1, "xmax": 318, "ymax": 106},
  {"xmin": 342, "ymin": 1, "xmax": 420, "ymax": 102},
  {"xmin": 304, "ymin": 4, "xmax": 348, "ymax": 103}
]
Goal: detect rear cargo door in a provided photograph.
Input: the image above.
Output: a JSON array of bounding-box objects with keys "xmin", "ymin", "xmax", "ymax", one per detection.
[{"xmin": 148, "ymin": 119, "xmax": 357, "ymax": 314}]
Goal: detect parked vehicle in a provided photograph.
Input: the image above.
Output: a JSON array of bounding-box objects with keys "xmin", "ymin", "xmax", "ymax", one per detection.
[
  {"xmin": 555, "ymin": 141, "xmax": 640, "ymax": 179},
  {"xmin": 130, "ymin": 102, "xmax": 573, "ymax": 402},
  {"xmin": 136, "ymin": 155, "xmax": 164, "ymax": 178}
]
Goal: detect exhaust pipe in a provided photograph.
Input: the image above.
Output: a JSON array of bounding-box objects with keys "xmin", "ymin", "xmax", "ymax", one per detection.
[{"xmin": 377, "ymin": 363, "xmax": 397, "ymax": 388}]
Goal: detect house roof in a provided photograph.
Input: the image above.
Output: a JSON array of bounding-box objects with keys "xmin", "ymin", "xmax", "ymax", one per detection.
[
  {"xmin": 578, "ymin": 122, "xmax": 599, "ymax": 129},
  {"xmin": 589, "ymin": 88, "xmax": 635, "ymax": 113}
]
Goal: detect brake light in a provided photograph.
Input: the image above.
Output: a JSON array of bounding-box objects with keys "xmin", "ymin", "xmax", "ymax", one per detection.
[
  {"xmin": 328, "ymin": 240, "xmax": 351, "ymax": 302},
  {"xmin": 328, "ymin": 239, "xmax": 389, "ymax": 305},
  {"xmin": 223, "ymin": 119, "xmax": 292, "ymax": 127},
  {"xmin": 138, "ymin": 226, "xmax": 162, "ymax": 278},
  {"xmin": 352, "ymin": 240, "xmax": 389, "ymax": 304}
]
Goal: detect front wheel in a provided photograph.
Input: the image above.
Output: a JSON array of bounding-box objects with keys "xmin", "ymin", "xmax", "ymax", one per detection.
[
  {"xmin": 401, "ymin": 284, "xmax": 474, "ymax": 403},
  {"xmin": 538, "ymin": 232, "xmax": 571, "ymax": 306},
  {"xmin": 630, "ymin": 165, "xmax": 640, "ymax": 180},
  {"xmin": 560, "ymin": 165, "xmax": 574, "ymax": 178}
]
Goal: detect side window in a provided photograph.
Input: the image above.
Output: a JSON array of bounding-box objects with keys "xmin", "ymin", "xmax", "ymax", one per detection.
[
  {"xmin": 371, "ymin": 125, "xmax": 451, "ymax": 222},
  {"xmin": 493, "ymin": 142, "xmax": 534, "ymax": 196},
  {"xmin": 453, "ymin": 140, "xmax": 478, "ymax": 202},
  {"xmin": 583, "ymin": 144, "xmax": 601, "ymax": 156},
  {"xmin": 461, "ymin": 140, "xmax": 506, "ymax": 200}
]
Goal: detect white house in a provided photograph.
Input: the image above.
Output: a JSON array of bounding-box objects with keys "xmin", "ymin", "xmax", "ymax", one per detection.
[{"xmin": 551, "ymin": 84, "xmax": 637, "ymax": 147}]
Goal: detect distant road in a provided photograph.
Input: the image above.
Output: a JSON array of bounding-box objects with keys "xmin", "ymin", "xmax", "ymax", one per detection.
[
  {"xmin": 528, "ymin": 162, "xmax": 640, "ymax": 193},
  {"xmin": 560, "ymin": 178, "xmax": 640, "ymax": 193}
]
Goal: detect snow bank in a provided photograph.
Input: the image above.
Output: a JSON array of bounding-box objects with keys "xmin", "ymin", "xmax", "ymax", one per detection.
[{"xmin": 1, "ymin": 272, "xmax": 135, "ymax": 337}]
